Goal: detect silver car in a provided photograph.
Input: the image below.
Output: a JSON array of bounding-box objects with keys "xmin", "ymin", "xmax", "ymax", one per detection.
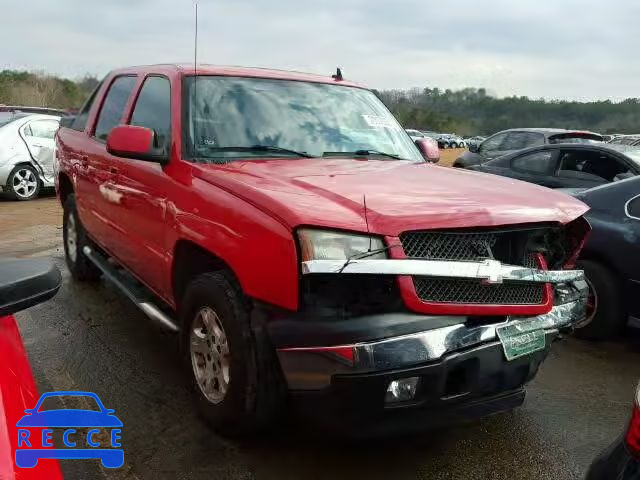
[{"xmin": 0, "ymin": 112, "xmax": 60, "ymax": 200}]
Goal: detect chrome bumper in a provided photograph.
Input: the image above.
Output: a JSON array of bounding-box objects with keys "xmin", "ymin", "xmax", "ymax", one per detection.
[
  {"xmin": 302, "ymin": 258, "xmax": 583, "ymax": 285},
  {"xmin": 277, "ymin": 279, "xmax": 588, "ymax": 390}
]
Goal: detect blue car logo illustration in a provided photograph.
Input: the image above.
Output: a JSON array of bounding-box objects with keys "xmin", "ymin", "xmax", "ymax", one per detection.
[{"xmin": 15, "ymin": 391, "xmax": 123, "ymax": 468}]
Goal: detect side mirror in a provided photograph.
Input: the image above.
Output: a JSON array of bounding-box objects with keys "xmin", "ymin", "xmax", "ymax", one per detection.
[
  {"xmin": 106, "ymin": 125, "xmax": 168, "ymax": 164},
  {"xmin": 468, "ymin": 142, "xmax": 479, "ymax": 153},
  {"xmin": 0, "ymin": 258, "xmax": 61, "ymax": 317},
  {"xmin": 414, "ymin": 138, "xmax": 440, "ymax": 163}
]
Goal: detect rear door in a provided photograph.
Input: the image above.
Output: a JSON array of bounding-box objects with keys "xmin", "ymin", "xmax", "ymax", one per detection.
[
  {"xmin": 20, "ymin": 118, "xmax": 59, "ymax": 183},
  {"xmin": 81, "ymin": 75, "xmax": 138, "ymax": 254},
  {"xmin": 627, "ymin": 195, "xmax": 640, "ymax": 321}
]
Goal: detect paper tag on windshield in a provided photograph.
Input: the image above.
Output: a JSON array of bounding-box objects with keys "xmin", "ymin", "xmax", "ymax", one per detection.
[{"xmin": 362, "ymin": 114, "xmax": 396, "ymax": 129}]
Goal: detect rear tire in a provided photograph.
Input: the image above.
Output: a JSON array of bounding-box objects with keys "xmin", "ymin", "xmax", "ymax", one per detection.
[
  {"xmin": 6, "ymin": 164, "xmax": 40, "ymax": 201},
  {"xmin": 180, "ymin": 271, "xmax": 285, "ymax": 436},
  {"xmin": 573, "ymin": 259, "xmax": 625, "ymax": 340},
  {"xmin": 63, "ymin": 194, "xmax": 102, "ymax": 281}
]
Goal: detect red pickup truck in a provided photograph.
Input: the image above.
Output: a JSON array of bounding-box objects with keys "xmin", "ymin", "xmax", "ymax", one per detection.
[{"xmin": 55, "ymin": 64, "xmax": 591, "ymax": 435}]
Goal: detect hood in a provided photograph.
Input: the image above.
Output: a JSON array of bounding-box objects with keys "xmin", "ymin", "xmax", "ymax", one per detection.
[{"xmin": 193, "ymin": 159, "xmax": 589, "ymax": 236}]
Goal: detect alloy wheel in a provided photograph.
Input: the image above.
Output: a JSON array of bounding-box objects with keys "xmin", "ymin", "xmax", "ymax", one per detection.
[
  {"xmin": 190, "ymin": 307, "xmax": 230, "ymax": 404},
  {"xmin": 12, "ymin": 168, "xmax": 38, "ymax": 199},
  {"xmin": 66, "ymin": 213, "xmax": 78, "ymax": 263}
]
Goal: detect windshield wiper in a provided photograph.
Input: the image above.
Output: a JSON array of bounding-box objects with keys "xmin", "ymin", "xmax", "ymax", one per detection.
[
  {"xmin": 323, "ymin": 150, "xmax": 404, "ymax": 160},
  {"xmin": 199, "ymin": 145, "xmax": 313, "ymax": 158}
]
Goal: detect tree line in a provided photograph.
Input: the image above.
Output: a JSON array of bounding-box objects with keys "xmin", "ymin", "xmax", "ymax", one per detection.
[
  {"xmin": 0, "ymin": 70, "xmax": 99, "ymax": 110},
  {"xmin": 374, "ymin": 87, "xmax": 640, "ymax": 136},
  {"xmin": 1, "ymin": 70, "xmax": 639, "ymax": 136}
]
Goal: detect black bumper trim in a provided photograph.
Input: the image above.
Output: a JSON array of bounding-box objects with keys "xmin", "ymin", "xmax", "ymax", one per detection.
[
  {"xmin": 260, "ymin": 307, "xmax": 473, "ymax": 349},
  {"xmin": 289, "ymin": 335, "xmax": 555, "ymax": 434}
]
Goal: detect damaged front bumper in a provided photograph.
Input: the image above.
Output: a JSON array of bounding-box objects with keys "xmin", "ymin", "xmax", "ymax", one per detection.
[{"xmin": 275, "ymin": 276, "xmax": 588, "ymax": 390}]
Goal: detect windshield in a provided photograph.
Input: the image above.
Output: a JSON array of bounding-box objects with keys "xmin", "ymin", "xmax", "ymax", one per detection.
[{"xmin": 183, "ymin": 76, "xmax": 423, "ymax": 162}]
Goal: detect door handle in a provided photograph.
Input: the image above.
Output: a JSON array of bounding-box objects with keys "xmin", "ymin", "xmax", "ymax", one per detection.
[{"xmin": 109, "ymin": 166, "xmax": 119, "ymax": 175}]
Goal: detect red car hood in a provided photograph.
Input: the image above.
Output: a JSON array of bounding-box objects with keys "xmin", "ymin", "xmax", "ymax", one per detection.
[{"xmin": 193, "ymin": 159, "xmax": 588, "ymax": 235}]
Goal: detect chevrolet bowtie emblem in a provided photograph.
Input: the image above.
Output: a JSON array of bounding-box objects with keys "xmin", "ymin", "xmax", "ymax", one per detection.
[{"xmin": 478, "ymin": 259, "xmax": 504, "ymax": 284}]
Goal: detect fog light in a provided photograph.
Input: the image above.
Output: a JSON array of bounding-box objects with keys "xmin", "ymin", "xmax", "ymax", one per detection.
[{"xmin": 385, "ymin": 377, "xmax": 420, "ymax": 404}]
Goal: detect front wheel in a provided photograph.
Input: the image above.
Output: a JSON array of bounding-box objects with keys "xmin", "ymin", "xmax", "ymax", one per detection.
[
  {"xmin": 6, "ymin": 165, "xmax": 40, "ymax": 200},
  {"xmin": 573, "ymin": 260, "xmax": 625, "ymax": 340},
  {"xmin": 180, "ymin": 271, "xmax": 285, "ymax": 436}
]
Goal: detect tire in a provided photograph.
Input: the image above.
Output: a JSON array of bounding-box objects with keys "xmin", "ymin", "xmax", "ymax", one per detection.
[
  {"xmin": 63, "ymin": 194, "xmax": 102, "ymax": 281},
  {"xmin": 6, "ymin": 164, "xmax": 40, "ymax": 201},
  {"xmin": 180, "ymin": 271, "xmax": 285, "ymax": 436},
  {"xmin": 573, "ymin": 259, "xmax": 625, "ymax": 340}
]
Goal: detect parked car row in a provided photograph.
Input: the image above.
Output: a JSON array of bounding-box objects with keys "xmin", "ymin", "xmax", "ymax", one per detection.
[
  {"xmin": 404, "ymin": 129, "xmax": 468, "ymax": 149},
  {"xmin": 454, "ymin": 128, "xmax": 604, "ymax": 168}
]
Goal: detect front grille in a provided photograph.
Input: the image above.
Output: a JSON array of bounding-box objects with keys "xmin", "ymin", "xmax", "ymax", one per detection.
[
  {"xmin": 400, "ymin": 229, "xmax": 546, "ymax": 305},
  {"xmin": 413, "ymin": 278, "xmax": 545, "ymax": 305}
]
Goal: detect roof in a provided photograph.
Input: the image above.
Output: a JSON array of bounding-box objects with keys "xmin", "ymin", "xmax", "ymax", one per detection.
[
  {"xmin": 109, "ymin": 64, "xmax": 366, "ymax": 89},
  {"xmin": 499, "ymin": 128, "xmax": 602, "ymax": 137},
  {"xmin": 0, "ymin": 105, "xmax": 68, "ymax": 116}
]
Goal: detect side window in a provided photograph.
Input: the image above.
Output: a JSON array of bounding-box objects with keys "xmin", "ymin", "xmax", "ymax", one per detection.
[
  {"xmin": 628, "ymin": 195, "xmax": 640, "ymax": 219},
  {"xmin": 501, "ymin": 132, "xmax": 545, "ymax": 151},
  {"xmin": 511, "ymin": 151, "xmax": 555, "ymax": 174},
  {"xmin": 480, "ymin": 133, "xmax": 507, "ymax": 153},
  {"xmin": 25, "ymin": 120, "xmax": 59, "ymax": 140},
  {"xmin": 558, "ymin": 151, "xmax": 629, "ymax": 182},
  {"xmin": 94, "ymin": 76, "xmax": 137, "ymax": 141},
  {"xmin": 129, "ymin": 76, "xmax": 171, "ymax": 150},
  {"xmin": 71, "ymin": 81, "xmax": 103, "ymax": 132}
]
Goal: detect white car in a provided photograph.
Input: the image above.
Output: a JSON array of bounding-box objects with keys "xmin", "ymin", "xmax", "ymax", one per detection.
[
  {"xmin": 405, "ymin": 129, "xmax": 426, "ymax": 141},
  {"xmin": 0, "ymin": 112, "xmax": 60, "ymax": 200}
]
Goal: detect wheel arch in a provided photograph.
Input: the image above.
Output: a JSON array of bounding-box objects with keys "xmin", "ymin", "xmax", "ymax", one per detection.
[
  {"xmin": 57, "ymin": 172, "xmax": 74, "ymax": 206},
  {"xmin": 171, "ymin": 239, "xmax": 242, "ymax": 310}
]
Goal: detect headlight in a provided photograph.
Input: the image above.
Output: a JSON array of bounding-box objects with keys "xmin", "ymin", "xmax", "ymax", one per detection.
[{"xmin": 298, "ymin": 229, "xmax": 386, "ymax": 261}]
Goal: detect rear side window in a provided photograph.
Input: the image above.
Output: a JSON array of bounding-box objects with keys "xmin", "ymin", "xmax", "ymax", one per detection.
[
  {"xmin": 71, "ymin": 81, "xmax": 103, "ymax": 132},
  {"xmin": 129, "ymin": 76, "xmax": 171, "ymax": 151},
  {"xmin": 501, "ymin": 132, "xmax": 545, "ymax": 150},
  {"xmin": 558, "ymin": 151, "xmax": 629, "ymax": 182},
  {"xmin": 24, "ymin": 120, "xmax": 59, "ymax": 139},
  {"xmin": 628, "ymin": 195, "xmax": 640, "ymax": 219},
  {"xmin": 511, "ymin": 151, "xmax": 555, "ymax": 174},
  {"xmin": 480, "ymin": 132, "xmax": 508, "ymax": 152},
  {"xmin": 94, "ymin": 76, "xmax": 137, "ymax": 141}
]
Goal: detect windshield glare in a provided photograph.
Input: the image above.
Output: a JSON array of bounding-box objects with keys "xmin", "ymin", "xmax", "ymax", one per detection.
[{"xmin": 184, "ymin": 76, "xmax": 423, "ymax": 162}]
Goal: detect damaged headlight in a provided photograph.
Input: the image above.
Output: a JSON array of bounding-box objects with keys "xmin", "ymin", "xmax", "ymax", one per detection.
[{"xmin": 298, "ymin": 229, "xmax": 386, "ymax": 261}]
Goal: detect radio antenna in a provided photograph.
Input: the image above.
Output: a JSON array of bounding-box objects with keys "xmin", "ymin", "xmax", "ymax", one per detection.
[
  {"xmin": 363, "ymin": 194, "xmax": 372, "ymax": 252},
  {"xmin": 192, "ymin": 0, "xmax": 199, "ymax": 157}
]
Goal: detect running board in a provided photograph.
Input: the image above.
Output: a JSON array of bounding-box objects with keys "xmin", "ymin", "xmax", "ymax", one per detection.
[{"xmin": 82, "ymin": 246, "xmax": 179, "ymax": 332}]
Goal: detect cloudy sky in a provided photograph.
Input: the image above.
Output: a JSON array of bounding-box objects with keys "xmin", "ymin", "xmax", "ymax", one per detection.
[{"xmin": 3, "ymin": 0, "xmax": 639, "ymax": 100}]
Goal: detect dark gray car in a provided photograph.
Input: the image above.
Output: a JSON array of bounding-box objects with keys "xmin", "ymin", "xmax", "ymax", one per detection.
[
  {"xmin": 453, "ymin": 128, "xmax": 603, "ymax": 168},
  {"xmin": 468, "ymin": 143, "xmax": 639, "ymax": 189}
]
